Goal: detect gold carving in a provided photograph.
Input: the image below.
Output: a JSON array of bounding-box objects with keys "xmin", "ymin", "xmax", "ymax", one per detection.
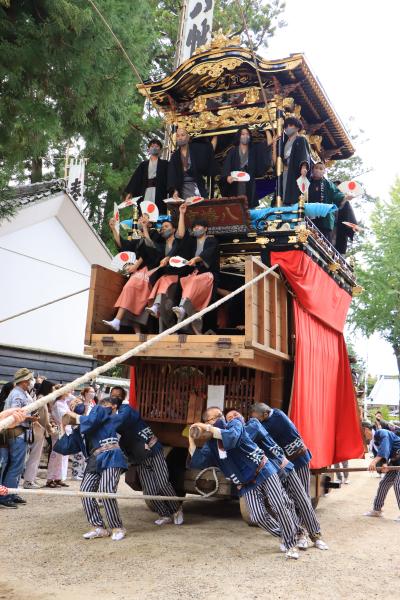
[
  {"xmin": 328, "ymin": 262, "xmax": 340, "ymax": 273},
  {"xmin": 309, "ymin": 135, "xmax": 323, "ymax": 153},
  {"xmin": 193, "ymin": 29, "xmax": 242, "ymax": 56},
  {"xmin": 168, "ymin": 105, "xmax": 277, "ymax": 136},
  {"xmin": 352, "ymin": 285, "xmax": 364, "ymax": 296},
  {"xmin": 192, "ymin": 58, "xmax": 243, "ymax": 79},
  {"xmin": 193, "ymin": 96, "xmax": 207, "ymax": 112},
  {"xmin": 282, "ymin": 97, "xmax": 295, "ymax": 111},
  {"xmin": 288, "ymin": 235, "xmax": 297, "ymax": 243},
  {"xmin": 295, "ymin": 224, "xmax": 311, "ymax": 243},
  {"xmin": 245, "ymin": 87, "xmax": 260, "ymax": 104}
]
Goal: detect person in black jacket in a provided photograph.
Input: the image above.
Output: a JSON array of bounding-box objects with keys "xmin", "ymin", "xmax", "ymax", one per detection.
[
  {"xmin": 168, "ymin": 128, "xmax": 218, "ymax": 200},
  {"xmin": 281, "ymin": 117, "xmax": 311, "ymax": 205},
  {"xmin": 171, "ymin": 202, "xmax": 219, "ymax": 334},
  {"xmin": 103, "ymin": 215, "xmax": 162, "ymax": 333},
  {"xmin": 124, "ymin": 139, "xmax": 169, "ymax": 212},
  {"xmin": 220, "ymin": 126, "xmax": 271, "ymax": 208}
]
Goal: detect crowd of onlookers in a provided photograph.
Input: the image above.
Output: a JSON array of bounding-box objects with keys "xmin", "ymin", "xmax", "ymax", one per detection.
[{"xmin": 0, "ymin": 367, "xmax": 118, "ymax": 508}]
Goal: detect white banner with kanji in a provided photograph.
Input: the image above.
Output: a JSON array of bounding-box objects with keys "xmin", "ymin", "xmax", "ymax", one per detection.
[{"xmin": 178, "ymin": 0, "xmax": 214, "ymax": 65}]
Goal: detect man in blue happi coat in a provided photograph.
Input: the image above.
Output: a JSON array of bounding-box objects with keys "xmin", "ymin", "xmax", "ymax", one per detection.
[
  {"xmin": 363, "ymin": 423, "xmax": 400, "ymax": 521},
  {"xmin": 109, "ymin": 386, "xmax": 183, "ymax": 527},
  {"xmin": 242, "ymin": 413, "xmax": 328, "ymax": 550},
  {"xmin": 188, "ymin": 406, "xmax": 301, "ymax": 559},
  {"xmin": 250, "ymin": 403, "xmax": 312, "ymax": 497},
  {"xmin": 66, "ymin": 398, "xmax": 128, "ymax": 541}
]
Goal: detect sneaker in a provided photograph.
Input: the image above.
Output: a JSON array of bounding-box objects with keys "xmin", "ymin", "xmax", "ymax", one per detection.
[
  {"xmin": 13, "ymin": 495, "xmax": 27, "ymax": 505},
  {"xmin": 297, "ymin": 536, "xmax": 310, "ymax": 550},
  {"xmin": 145, "ymin": 305, "xmax": 160, "ymax": 319},
  {"xmin": 0, "ymin": 498, "xmax": 18, "ymax": 509},
  {"xmin": 363, "ymin": 509, "xmax": 383, "ymax": 518},
  {"xmin": 102, "ymin": 319, "xmax": 120, "ymax": 332},
  {"xmin": 83, "ymin": 527, "xmax": 110, "ymax": 540},
  {"xmin": 172, "ymin": 306, "xmax": 186, "ymax": 322},
  {"xmin": 173, "ymin": 508, "xmax": 184, "ymax": 525},
  {"xmin": 111, "ymin": 528, "xmax": 126, "ymax": 541},
  {"xmin": 286, "ymin": 547, "xmax": 299, "ymax": 560},
  {"xmin": 154, "ymin": 516, "xmax": 172, "ymax": 526},
  {"xmin": 23, "ymin": 481, "xmax": 40, "ymax": 489},
  {"xmin": 314, "ymin": 539, "xmax": 329, "ymax": 550}
]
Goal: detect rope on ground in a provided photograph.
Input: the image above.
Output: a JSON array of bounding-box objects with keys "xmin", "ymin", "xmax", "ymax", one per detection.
[
  {"xmin": 5, "ymin": 487, "xmax": 219, "ymax": 503},
  {"xmin": 0, "ymin": 263, "xmax": 278, "ymax": 432}
]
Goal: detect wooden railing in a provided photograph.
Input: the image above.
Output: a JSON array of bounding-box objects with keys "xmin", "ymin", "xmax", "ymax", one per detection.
[{"xmin": 244, "ymin": 256, "xmax": 290, "ymax": 359}]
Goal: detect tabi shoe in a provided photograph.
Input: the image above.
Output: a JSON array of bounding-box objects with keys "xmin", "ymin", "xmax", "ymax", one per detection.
[
  {"xmin": 286, "ymin": 547, "xmax": 299, "ymax": 560},
  {"xmin": 13, "ymin": 495, "xmax": 27, "ymax": 505},
  {"xmin": 297, "ymin": 536, "xmax": 310, "ymax": 550},
  {"xmin": 363, "ymin": 509, "xmax": 383, "ymax": 518},
  {"xmin": 102, "ymin": 319, "xmax": 120, "ymax": 332},
  {"xmin": 314, "ymin": 539, "xmax": 329, "ymax": 550},
  {"xmin": 279, "ymin": 544, "xmax": 286, "ymax": 553},
  {"xmin": 145, "ymin": 305, "xmax": 160, "ymax": 319},
  {"xmin": 23, "ymin": 481, "xmax": 41, "ymax": 489},
  {"xmin": 172, "ymin": 306, "xmax": 186, "ymax": 322},
  {"xmin": 344, "ymin": 480, "xmax": 350, "ymax": 485},
  {"xmin": 173, "ymin": 508, "xmax": 184, "ymax": 525},
  {"xmin": 0, "ymin": 498, "xmax": 18, "ymax": 509},
  {"xmin": 394, "ymin": 515, "xmax": 400, "ymax": 522},
  {"xmin": 83, "ymin": 527, "xmax": 110, "ymax": 540},
  {"xmin": 111, "ymin": 528, "xmax": 126, "ymax": 541},
  {"xmin": 154, "ymin": 516, "xmax": 172, "ymax": 526}
]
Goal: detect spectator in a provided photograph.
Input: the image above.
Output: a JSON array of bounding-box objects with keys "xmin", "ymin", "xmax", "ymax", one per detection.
[
  {"xmin": 46, "ymin": 392, "xmax": 70, "ymax": 488},
  {"xmin": 333, "ymin": 460, "xmax": 349, "ymax": 485},
  {"xmin": 0, "ymin": 368, "xmax": 37, "ymax": 508},
  {"xmin": 23, "ymin": 379, "xmax": 55, "ymax": 489},
  {"xmin": 70, "ymin": 386, "xmax": 95, "ymax": 480},
  {"xmin": 0, "ymin": 382, "xmax": 14, "ymax": 484}
]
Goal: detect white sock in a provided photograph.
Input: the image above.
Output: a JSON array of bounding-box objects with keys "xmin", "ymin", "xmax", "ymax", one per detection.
[{"xmin": 112, "ymin": 318, "xmax": 121, "ymax": 327}]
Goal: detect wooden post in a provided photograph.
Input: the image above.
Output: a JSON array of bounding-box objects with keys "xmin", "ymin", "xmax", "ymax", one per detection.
[{"xmin": 275, "ymin": 104, "xmax": 284, "ymax": 207}]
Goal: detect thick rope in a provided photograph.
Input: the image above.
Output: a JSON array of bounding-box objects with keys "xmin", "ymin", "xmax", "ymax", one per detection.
[
  {"xmin": 5, "ymin": 487, "xmax": 218, "ymax": 502},
  {"xmin": 0, "ymin": 264, "xmax": 278, "ymax": 432},
  {"xmin": 194, "ymin": 467, "xmax": 220, "ymax": 497}
]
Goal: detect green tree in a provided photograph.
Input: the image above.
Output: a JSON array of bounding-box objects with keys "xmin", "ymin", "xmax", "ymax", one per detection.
[{"xmin": 350, "ymin": 179, "xmax": 400, "ymax": 395}]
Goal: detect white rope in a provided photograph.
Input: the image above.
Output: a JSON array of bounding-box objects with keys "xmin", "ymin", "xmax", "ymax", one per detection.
[
  {"xmin": 194, "ymin": 467, "xmax": 220, "ymax": 497},
  {"xmin": 0, "ymin": 288, "xmax": 89, "ymax": 324},
  {"xmin": 5, "ymin": 487, "xmax": 218, "ymax": 502},
  {"xmin": 0, "ymin": 264, "xmax": 278, "ymax": 431}
]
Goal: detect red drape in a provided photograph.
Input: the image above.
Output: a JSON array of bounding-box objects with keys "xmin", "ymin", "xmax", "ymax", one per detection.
[
  {"xmin": 129, "ymin": 366, "xmax": 137, "ymax": 408},
  {"xmin": 270, "ymin": 250, "xmax": 364, "ymax": 468}
]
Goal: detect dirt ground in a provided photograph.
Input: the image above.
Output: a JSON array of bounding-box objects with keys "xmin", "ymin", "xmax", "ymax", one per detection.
[{"xmin": 0, "ymin": 458, "xmax": 399, "ymax": 600}]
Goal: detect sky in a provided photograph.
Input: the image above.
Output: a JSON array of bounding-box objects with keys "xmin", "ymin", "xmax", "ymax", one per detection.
[{"xmin": 266, "ymin": 0, "xmax": 399, "ymax": 376}]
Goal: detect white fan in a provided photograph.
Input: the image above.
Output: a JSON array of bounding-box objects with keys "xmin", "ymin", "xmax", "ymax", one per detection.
[
  {"xmin": 111, "ymin": 251, "xmax": 136, "ymax": 271},
  {"xmin": 140, "ymin": 200, "xmax": 159, "ymax": 222}
]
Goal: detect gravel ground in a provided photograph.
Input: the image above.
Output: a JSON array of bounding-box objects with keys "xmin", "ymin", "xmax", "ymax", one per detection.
[{"xmin": 0, "ymin": 458, "xmax": 399, "ymax": 600}]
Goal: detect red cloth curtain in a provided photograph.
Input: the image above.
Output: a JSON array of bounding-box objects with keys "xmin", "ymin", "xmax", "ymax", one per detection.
[
  {"xmin": 129, "ymin": 366, "xmax": 137, "ymax": 408},
  {"xmin": 270, "ymin": 250, "xmax": 364, "ymax": 468}
]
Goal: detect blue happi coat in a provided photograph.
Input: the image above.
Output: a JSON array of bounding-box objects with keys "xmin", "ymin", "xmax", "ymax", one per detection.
[
  {"xmin": 260, "ymin": 409, "xmax": 311, "ymax": 469},
  {"xmin": 190, "ymin": 418, "xmax": 278, "ymax": 496},
  {"xmin": 245, "ymin": 418, "xmax": 295, "ymax": 477},
  {"xmin": 79, "ymin": 405, "xmax": 127, "ymax": 472},
  {"xmin": 115, "ymin": 404, "xmax": 163, "ymax": 455},
  {"xmin": 373, "ymin": 429, "xmax": 400, "ymax": 464}
]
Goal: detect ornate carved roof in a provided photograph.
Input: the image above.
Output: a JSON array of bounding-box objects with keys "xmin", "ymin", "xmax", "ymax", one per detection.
[{"xmin": 138, "ymin": 36, "xmax": 354, "ymax": 161}]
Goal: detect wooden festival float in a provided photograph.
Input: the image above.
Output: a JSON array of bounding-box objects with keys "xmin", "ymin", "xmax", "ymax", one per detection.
[{"xmin": 85, "ymin": 33, "xmax": 364, "ymax": 509}]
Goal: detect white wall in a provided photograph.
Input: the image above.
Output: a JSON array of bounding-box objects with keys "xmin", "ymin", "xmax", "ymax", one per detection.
[{"xmin": 0, "ymin": 217, "xmax": 91, "ymax": 354}]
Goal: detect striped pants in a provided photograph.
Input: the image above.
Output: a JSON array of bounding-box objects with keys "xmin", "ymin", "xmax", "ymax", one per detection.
[
  {"xmin": 137, "ymin": 450, "xmax": 180, "ymax": 517},
  {"xmin": 285, "ymin": 470, "xmax": 321, "ymax": 540},
  {"xmin": 81, "ymin": 468, "xmax": 123, "ymax": 529},
  {"xmin": 295, "ymin": 464, "xmax": 311, "ymax": 497},
  {"xmin": 244, "ymin": 473, "xmax": 299, "ymax": 550},
  {"xmin": 373, "ymin": 471, "xmax": 400, "ymax": 511}
]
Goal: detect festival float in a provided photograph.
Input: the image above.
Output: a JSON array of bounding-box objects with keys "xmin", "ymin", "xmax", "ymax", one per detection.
[{"xmin": 84, "ymin": 31, "xmax": 364, "ymax": 510}]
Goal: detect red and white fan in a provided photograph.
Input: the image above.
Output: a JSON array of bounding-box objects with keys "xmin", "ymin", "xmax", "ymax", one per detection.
[
  {"xmin": 338, "ymin": 180, "xmax": 364, "ymax": 197},
  {"xmin": 111, "ymin": 251, "xmax": 136, "ymax": 271},
  {"xmin": 118, "ymin": 196, "xmax": 141, "ymax": 209},
  {"xmin": 231, "ymin": 171, "xmax": 250, "ymax": 182},
  {"xmin": 168, "ymin": 256, "xmax": 188, "ymax": 268},
  {"xmin": 296, "ymin": 175, "xmax": 310, "ymax": 195},
  {"xmin": 185, "ymin": 196, "xmax": 204, "ymax": 205},
  {"xmin": 140, "ymin": 200, "xmax": 159, "ymax": 222}
]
